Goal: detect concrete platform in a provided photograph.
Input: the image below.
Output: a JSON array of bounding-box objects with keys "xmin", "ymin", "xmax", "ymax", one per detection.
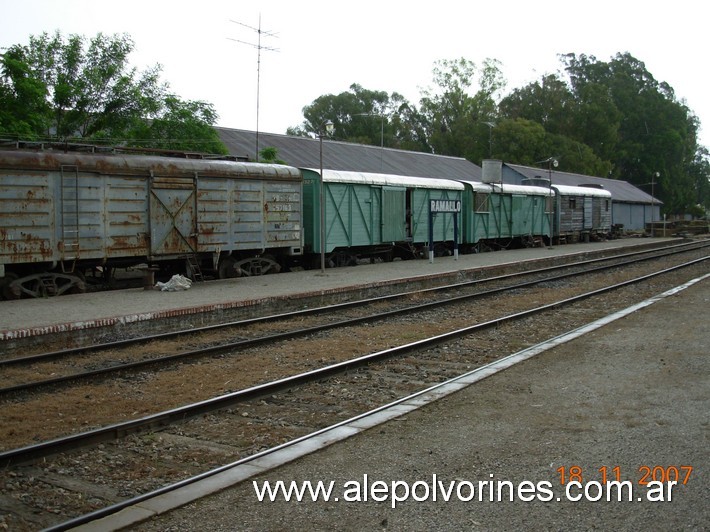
[{"xmin": 0, "ymin": 238, "xmax": 679, "ymax": 343}]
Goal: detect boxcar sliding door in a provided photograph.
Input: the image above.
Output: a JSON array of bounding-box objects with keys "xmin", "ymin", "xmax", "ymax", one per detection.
[
  {"xmin": 149, "ymin": 176, "xmax": 197, "ymax": 256},
  {"xmin": 381, "ymin": 187, "xmax": 406, "ymax": 242}
]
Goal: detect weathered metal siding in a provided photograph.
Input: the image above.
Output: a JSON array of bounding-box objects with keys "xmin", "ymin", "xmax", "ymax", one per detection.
[
  {"xmin": 463, "ymin": 188, "xmax": 551, "ymax": 245},
  {"xmin": 583, "ymin": 197, "xmax": 593, "ymax": 230},
  {"xmin": 149, "ymin": 176, "xmax": 197, "ymax": 256},
  {"xmin": 489, "ymin": 193, "xmax": 512, "ymax": 238},
  {"xmin": 263, "ymin": 181, "xmax": 302, "ymax": 249},
  {"xmin": 594, "ymin": 197, "xmax": 612, "ymax": 231},
  {"xmin": 60, "ymin": 168, "xmax": 114, "ymax": 261},
  {"xmin": 511, "ymin": 194, "xmax": 550, "ymax": 238},
  {"xmin": 0, "ymin": 171, "xmax": 54, "ymax": 264},
  {"xmin": 105, "ymin": 176, "xmax": 149, "ymax": 257},
  {"xmin": 465, "ymin": 190, "xmax": 491, "ymax": 243},
  {"xmin": 558, "ymin": 196, "xmax": 583, "ymax": 233},
  {"xmin": 1, "ymin": 149, "xmax": 304, "ymax": 272},
  {"xmin": 196, "ymin": 177, "xmax": 302, "ymax": 253}
]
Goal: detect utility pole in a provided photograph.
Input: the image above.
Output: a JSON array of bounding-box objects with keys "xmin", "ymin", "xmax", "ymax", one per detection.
[{"xmin": 228, "ymin": 16, "xmax": 279, "ymax": 161}]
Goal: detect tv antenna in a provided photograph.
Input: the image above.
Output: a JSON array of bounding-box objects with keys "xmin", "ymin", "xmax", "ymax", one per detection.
[{"xmin": 228, "ymin": 15, "xmax": 279, "ymax": 161}]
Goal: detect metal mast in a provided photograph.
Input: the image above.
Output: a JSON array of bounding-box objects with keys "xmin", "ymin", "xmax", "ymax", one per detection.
[{"xmin": 228, "ymin": 15, "xmax": 279, "ymax": 161}]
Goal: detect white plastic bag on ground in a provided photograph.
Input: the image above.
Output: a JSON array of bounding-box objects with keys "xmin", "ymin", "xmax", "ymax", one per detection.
[{"xmin": 155, "ymin": 274, "xmax": 193, "ymax": 291}]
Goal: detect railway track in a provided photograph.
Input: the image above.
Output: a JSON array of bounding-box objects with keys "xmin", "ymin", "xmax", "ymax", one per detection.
[
  {"xmin": 1, "ymin": 240, "xmax": 707, "ymax": 398},
  {"xmin": 0, "ymin": 242, "xmax": 707, "ymax": 530}
]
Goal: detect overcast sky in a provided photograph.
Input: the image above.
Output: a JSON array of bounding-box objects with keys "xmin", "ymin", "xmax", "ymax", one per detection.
[{"xmin": 2, "ymin": 0, "xmax": 707, "ymax": 149}]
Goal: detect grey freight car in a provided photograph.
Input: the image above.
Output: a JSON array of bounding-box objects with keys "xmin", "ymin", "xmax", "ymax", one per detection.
[
  {"xmin": 552, "ymin": 184, "xmax": 612, "ymax": 243},
  {"xmin": 0, "ymin": 148, "xmax": 303, "ymax": 298}
]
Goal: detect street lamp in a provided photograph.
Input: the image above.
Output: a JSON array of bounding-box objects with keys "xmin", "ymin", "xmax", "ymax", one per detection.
[
  {"xmin": 319, "ymin": 119, "xmax": 335, "ymax": 274},
  {"xmin": 651, "ymin": 172, "xmax": 659, "ymax": 229},
  {"xmin": 352, "ymin": 113, "xmax": 385, "ymax": 171},
  {"xmin": 535, "ymin": 156, "xmax": 559, "ymax": 247},
  {"xmin": 641, "ymin": 172, "xmax": 660, "ymax": 235}
]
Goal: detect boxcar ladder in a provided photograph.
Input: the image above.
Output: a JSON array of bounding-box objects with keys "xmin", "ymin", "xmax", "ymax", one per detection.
[
  {"xmin": 60, "ymin": 165, "xmax": 80, "ymax": 272},
  {"xmin": 185, "ymin": 254, "xmax": 204, "ymax": 282}
]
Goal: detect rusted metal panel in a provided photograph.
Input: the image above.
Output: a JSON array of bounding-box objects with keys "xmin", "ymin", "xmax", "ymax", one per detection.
[
  {"xmin": 0, "ymin": 172, "xmax": 55, "ymax": 264},
  {"xmin": 196, "ymin": 177, "xmax": 302, "ymax": 252},
  {"xmin": 1, "ymin": 148, "xmax": 304, "ymax": 272},
  {"xmin": 105, "ymin": 176, "xmax": 150, "ymax": 256},
  {"xmin": 264, "ymin": 182, "xmax": 303, "ymax": 245},
  {"xmin": 0, "ymin": 149, "xmax": 302, "ymax": 181},
  {"xmin": 149, "ymin": 176, "xmax": 197, "ymax": 256}
]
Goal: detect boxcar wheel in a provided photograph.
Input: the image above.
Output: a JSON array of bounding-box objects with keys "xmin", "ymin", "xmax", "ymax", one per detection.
[
  {"xmin": 234, "ymin": 256, "xmax": 282, "ymax": 276},
  {"xmin": 218, "ymin": 256, "xmax": 240, "ymax": 279},
  {"xmin": 0, "ymin": 272, "xmax": 19, "ymax": 300}
]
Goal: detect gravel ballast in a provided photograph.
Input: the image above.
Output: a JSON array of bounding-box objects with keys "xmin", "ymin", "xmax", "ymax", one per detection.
[{"xmin": 133, "ymin": 275, "xmax": 709, "ymax": 531}]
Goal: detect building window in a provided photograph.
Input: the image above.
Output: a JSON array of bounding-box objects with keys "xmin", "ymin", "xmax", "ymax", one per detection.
[{"xmin": 569, "ymin": 198, "xmax": 577, "ymax": 209}]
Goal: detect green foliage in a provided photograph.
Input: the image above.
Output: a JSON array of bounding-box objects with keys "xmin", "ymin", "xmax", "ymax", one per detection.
[
  {"xmin": 289, "ymin": 53, "xmax": 710, "ymax": 213},
  {"xmin": 258, "ymin": 146, "xmax": 286, "ymax": 164},
  {"xmin": 419, "ymin": 58, "xmax": 504, "ymax": 160},
  {"xmin": 127, "ymin": 96, "xmax": 227, "ymax": 154},
  {"xmin": 0, "ymin": 31, "xmax": 227, "ymax": 154},
  {"xmin": 292, "ymin": 51, "xmax": 708, "ymax": 215}
]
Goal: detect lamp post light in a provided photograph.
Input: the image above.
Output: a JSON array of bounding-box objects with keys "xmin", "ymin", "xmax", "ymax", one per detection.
[
  {"xmin": 319, "ymin": 119, "xmax": 335, "ymax": 274},
  {"xmin": 535, "ymin": 156, "xmax": 559, "ymax": 248},
  {"xmin": 651, "ymin": 172, "xmax": 659, "ymax": 229},
  {"xmin": 641, "ymin": 172, "xmax": 660, "ymax": 235}
]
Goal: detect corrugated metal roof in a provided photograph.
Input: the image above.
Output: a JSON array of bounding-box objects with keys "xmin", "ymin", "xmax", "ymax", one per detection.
[
  {"xmin": 216, "ymin": 127, "xmax": 482, "ymax": 180},
  {"xmin": 215, "ymin": 128, "xmax": 658, "ymax": 205},
  {"xmin": 505, "ymin": 163, "xmax": 660, "ymax": 204}
]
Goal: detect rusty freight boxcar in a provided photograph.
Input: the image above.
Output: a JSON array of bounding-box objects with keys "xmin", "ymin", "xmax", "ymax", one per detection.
[{"xmin": 0, "ymin": 146, "xmax": 303, "ymax": 298}]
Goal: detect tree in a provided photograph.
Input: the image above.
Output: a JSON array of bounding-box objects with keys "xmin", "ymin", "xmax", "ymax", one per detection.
[
  {"xmin": 418, "ymin": 58, "xmax": 505, "ymax": 162},
  {"xmin": 291, "ymin": 54, "xmax": 707, "ymax": 213},
  {"xmin": 0, "ymin": 31, "xmax": 227, "ymax": 154},
  {"xmin": 127, "ymin": 96, "xmax": 227, "ymax": 154},
  {"xmin": 559, "ymin": 53, "xmax": 701, "ymax": 212},
  {"xmin": 500, "ymin": 52, "xmax": 706, "ymax": 214},
  {"xmin": 0, "ymin": 47, "xmax": 52, "ymax": 138},
  {"xmin": 289, "ymin": 83, "xmax": 410, "ymax": 151}
]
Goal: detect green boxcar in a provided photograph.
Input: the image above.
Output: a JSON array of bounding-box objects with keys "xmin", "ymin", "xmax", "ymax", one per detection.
[
  {"xmin": 301, "ymin": 169, "xmax": 464, "ymax": 264},
  {"xmin": 459, "ymin": 181, "xmax": 552, "ymax": 249}
]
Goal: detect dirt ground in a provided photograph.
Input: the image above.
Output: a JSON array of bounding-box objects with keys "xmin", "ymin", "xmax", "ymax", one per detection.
[{"xmin": 135, "ymin": 276, "xmax": 709, "ymax": 530}]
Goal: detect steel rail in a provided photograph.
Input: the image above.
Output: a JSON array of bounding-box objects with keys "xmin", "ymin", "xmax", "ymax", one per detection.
[
  {"xmin": 45, "ymin": 269, "xmax": 710, "ymax": 532},
  {"xmin": 2, "ymin": 239, "xmax": 706, "ymax": 370},
  {"xmin": 1, "ymin": 255, "xmax": 706, "ymax": 469},
  {"xmin": 2, "ymin": 244, "xmax": 707, "ymax": 396}
]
